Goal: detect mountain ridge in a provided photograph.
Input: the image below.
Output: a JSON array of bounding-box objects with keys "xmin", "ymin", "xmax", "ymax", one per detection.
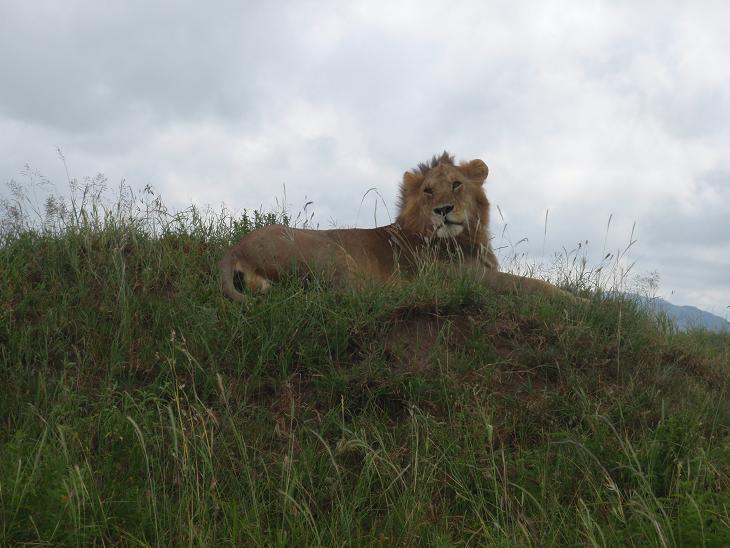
[{"xmin": 634, "ymin": 295, "xmax": 730, "ymax": 332}]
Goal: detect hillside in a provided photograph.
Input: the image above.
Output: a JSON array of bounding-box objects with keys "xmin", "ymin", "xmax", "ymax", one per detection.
[
  {"xmin": 642, "ymin": 296, "xmax": 730, "ymax": 332},
  {"xmin": 1, "ymin": 203, "xmax": 729, "ymax": 546}
]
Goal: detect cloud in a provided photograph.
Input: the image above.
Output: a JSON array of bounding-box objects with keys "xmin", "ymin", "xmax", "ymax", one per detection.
[{"xmin": 1, "ymin": 0, "xmax": 729, "ymax": 310}]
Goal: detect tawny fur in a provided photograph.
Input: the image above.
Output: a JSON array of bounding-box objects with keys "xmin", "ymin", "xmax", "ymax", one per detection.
[{"xmin": 219, "ymin": 153, "xmax": 572, "ymax": 303}]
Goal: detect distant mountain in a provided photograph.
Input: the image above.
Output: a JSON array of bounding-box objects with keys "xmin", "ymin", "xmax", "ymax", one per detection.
[{"xmin": 633, "ymin": 296, "xmax": 730, "ymax": 332}]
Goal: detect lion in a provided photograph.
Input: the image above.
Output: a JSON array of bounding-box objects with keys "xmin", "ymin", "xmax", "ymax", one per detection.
[{"xmin": 219, "ymin": 152, "xmax": 573, "ymax": 302}]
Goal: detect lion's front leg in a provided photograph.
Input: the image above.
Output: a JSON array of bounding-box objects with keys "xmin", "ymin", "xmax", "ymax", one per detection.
[
  {"xmin": 478, "ymin": 270, "xmax": 580, "ymax": 301},
  {"xmin": 479, "ymin": 244, "xmax": 499, "ymax": 271}
]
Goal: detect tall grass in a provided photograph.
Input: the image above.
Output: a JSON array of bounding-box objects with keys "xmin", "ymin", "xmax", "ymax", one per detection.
[{"xmin": 0, "ymin": 174, "xmax": 728, "ymax": 545}]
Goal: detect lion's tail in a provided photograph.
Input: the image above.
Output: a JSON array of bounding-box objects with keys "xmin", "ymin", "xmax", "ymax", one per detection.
[{"xmin": 218, "ymin": 253, "xmax": 248, "ymax": 303}]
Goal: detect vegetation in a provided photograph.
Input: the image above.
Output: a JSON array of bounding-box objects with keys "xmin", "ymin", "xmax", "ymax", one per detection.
[{"xmin": 1, "ymin": 179, "xmax": 728, "ymax": 546}]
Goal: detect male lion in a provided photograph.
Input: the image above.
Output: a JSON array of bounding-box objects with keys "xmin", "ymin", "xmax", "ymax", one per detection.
[{"xmin": 219, "ymin": 152, "xmax": 572, "ymax": 302}]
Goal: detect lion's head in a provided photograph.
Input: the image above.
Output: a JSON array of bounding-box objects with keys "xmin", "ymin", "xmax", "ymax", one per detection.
[{"xmin": 396, "ymin": 152, "xmax": 492, "ymax": 245}]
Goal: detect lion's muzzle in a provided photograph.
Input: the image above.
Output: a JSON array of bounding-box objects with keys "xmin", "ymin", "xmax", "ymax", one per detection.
[{"xmin": 432, "ymin": 203, "xmax": 464, "ymax": 237}]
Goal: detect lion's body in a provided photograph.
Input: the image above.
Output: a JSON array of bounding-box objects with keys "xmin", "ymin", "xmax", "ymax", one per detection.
[
  {"xmin": 219, "ymin": 225, "xmax": 399, "ymax": 301},
  {"xmin": 219, "ymin": 152, "xmax": 570, "ymax": 302}
]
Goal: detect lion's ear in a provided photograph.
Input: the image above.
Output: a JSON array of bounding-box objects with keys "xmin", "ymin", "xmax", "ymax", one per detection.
[
  {"xmin": 460, "ymin": 159, "xmax": 489, "ymax": 184},
  {"xmin": 402, "ymin": 171, "xmax": 423, "ymax": 190}
]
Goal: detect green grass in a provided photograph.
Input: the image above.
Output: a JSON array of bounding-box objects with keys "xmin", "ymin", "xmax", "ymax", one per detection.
[{"xmin": 1, "ymin": 185, "xmax": 728, "ymax": 546}]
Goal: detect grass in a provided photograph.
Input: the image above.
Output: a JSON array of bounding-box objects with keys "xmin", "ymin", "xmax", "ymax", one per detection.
[{"xmin": 0, "ymin": 180, "xmax": 728, "ymax": 546}]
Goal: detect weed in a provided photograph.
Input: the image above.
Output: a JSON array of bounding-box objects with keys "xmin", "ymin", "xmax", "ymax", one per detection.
[{"xmin": 0, "ymin": 175, "xmax": 728, "ymax": 545}]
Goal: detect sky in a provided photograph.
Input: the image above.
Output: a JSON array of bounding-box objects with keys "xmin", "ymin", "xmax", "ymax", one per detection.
[{"xmin": 1, "ymin": 0, "xmax": 729, "ymax": 315}]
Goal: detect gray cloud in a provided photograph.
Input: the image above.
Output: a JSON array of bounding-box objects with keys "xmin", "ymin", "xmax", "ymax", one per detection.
[{"xmin": 1, "ymin": 0, "xmax": 729, "ymax": 311}]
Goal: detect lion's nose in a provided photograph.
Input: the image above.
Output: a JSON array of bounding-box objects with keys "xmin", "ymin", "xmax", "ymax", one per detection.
[{"xmin": 433, "ymin": 204, "xmax": 454, "ymax": 217}]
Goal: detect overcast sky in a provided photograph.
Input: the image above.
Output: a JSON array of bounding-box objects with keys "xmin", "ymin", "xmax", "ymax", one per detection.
[{"xmin": 1, "ymin": 1, "xmax": 729, "ymax": 314}]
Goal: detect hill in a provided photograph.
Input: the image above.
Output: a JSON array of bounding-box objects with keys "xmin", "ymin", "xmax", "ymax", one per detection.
[
  {"xmin": 1, "ymin": 203, "xmax": 729, "ymax": 546},
  {"xmin": 641, "ymin": 296, "xmax": 730, "ymax": 332}
]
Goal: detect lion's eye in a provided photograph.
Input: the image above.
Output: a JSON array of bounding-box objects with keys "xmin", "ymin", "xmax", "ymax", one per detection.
[
  {"xmin": 423, "ymin": 187, "xmax": 433, "ymax": 196},
  {"xmin": 452, "ymin": 181, "xmax": 462, "ymax": 191}
]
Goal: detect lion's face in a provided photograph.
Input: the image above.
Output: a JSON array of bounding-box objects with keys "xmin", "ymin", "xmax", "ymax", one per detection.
[{"xmin": 398, "ymin": 158, "xmax": 491, "ymax": 241}]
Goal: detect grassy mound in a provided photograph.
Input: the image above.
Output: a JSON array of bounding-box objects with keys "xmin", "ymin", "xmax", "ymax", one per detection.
[{"xmin": 1, "ymin": 198, "xmax": 728, "ymax": 546}]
